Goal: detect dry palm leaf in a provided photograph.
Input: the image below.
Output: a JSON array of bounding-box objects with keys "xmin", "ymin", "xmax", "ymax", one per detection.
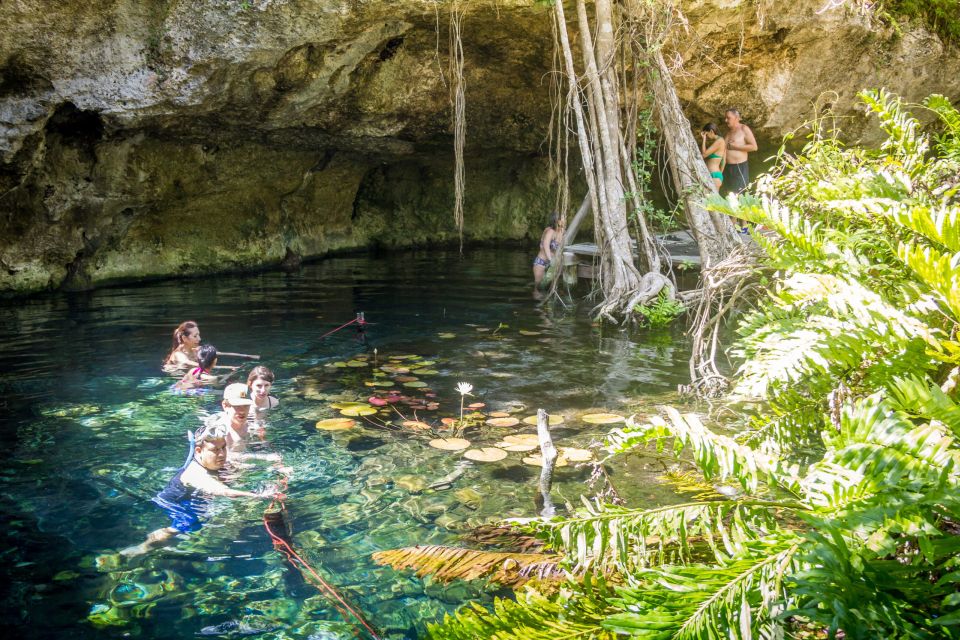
[{"xmin": 371, "ymin": 545, "xmax": 565, "ymax": 587}]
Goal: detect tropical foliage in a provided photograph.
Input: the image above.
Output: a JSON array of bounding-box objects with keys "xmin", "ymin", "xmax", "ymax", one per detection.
[{"xmin": 423, "ymin": 91, "xmax": 960, "ymax": 639}]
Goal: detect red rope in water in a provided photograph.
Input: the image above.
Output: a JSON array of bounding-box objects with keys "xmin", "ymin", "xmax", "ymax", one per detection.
[
  {"xmin": 263, "ymin": 473, "xmax": 381, "ymax": 638},
  {"xmin": 317, "ymin": 316, "xmax": 363, "ymax": 340}
]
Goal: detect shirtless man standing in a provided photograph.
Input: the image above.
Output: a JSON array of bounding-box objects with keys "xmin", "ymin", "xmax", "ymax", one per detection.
[{"xmin": 723, "ymin": 108, "xmax": 758, "ymax": 195}]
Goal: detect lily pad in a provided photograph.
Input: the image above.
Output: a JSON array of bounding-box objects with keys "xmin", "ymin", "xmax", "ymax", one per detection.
[
  {"xmin": 503, "ymin": 434, "xmax": 539, "ymax": 445},
  {"xmin": 464, "ymin": 447, "xmax": 508, "ymax": 462},
  {"xmin": 581, "ymin": 413, "xmax": 625, "ymax": 424},
  {"xmin": 485, "ymin": 417, "xmax": 520, "ymax": 428},
  {"xmin": 346, "ymin": 360, "xmax": 368, "ymax": 368},
  {"xmin": 403, "ymin": 381, "xmax": 428, "ymax": 388},
  {"xmin": 316, "ymin": 418, "xmax": 356, "ymax": 431},
  {"xmin": 440, "ymin": 417, "xmax": 458, "ymax": 426},
  {"xmin": 437, "ymin": 333, "xmax": 456, "ymax": 339},
  {"xmin": 417, "ymin": 360, "xmax": 437, "ymax": 366},
  {"xmin": 341, "ymin": 406, "xmax": 377, "ymax": 417},
  {"xmin": 522, "ymin": 454, "xmax": 569, "ymax": 467},
  {"xmin": 560, "ymin": 447, "xmax": 595, "ymax": 462},
  {"xmin": 368, "ymin": 380, "xmax": 395, "ymax": 387},
  {"xmin": 522, "ymin": 414, "xmax": 565, "ymax": 426},
  {"xmin": 368, "ymin": 397, "xmax": 388, "ymax": 407},
  {"xmin": 411, "ymin": 368, "xmax": 439, "ymax": 375},
  {"xmin": 402, "ymin": 420, "xmax": 432, "ymax": 431},
  {"xmin": 494, "ymin": 441, "xmax": 538, "ymax": 452},
  {"xmin": 519, "ymin": 330, "xmax": 542, "ymax": 336},
  {"xmin": 330, "ymin": 401, "xmax": 367, "ymax": 410},
  {"xmin": 488, "ymin": 411, "xmax": 511, "ymax": 418},
  {"xmin": 429, "ymin": 437, "xmax": 471, "ymax": 451},
  {"xmin": 395, "ymin": 376, "xmax": 419, "ymax": 383},
  {"xmin": 467, "ymin": 402, "xmax": 486, "ymax": 410}
]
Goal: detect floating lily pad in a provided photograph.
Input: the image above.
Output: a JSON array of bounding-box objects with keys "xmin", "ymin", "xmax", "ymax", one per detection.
[
  {"xmin": 504, "ymin": 434, "xmax": 539, "ymax": 445},
  {"xmin": 411, "ymin": 368, "xmax": 439, "ymax": 375},
  {"xmin": 331, "ymin": 361, "xmax": 348, "ymax": 368},
  {"xmin": 467, "ymin": 402, "xmax": 486, "ymax": 409},
  {"xmin": 485, "ymin": 417, "xmax": 520, "ymax": 428},
  {"xmin": 560, "ymin": 447, "xmax": 594, "ymax": 462},
  {"xmin": 403, "ymin": 381, "xmax": 428, "ymax": 388},
  {"xmin": 341, "ymin": 406, "xmax": 377, "ymax": 417},
  {"xmin": 316, "ymin": 418, "xmax": 356, "ymax": 431},
  {"xmin": 330, "ymin": 401, "xmax": 367, "ymax": 410},
  {"xmin": 368, "ymin": 397, "xmax": 388, "ymax": 407},
  {"xmin": 440, "ymin": 417, "xmax": 458, "ymax": 426},
  {"xmin": 437, "ymin": 333, "xmax": 456, "ymax": 339},
  {"xmin": 403, "ymin": 420, "xmax": 432, "ymax": 430},
  {"xmin": 395, "ymin": 376, "xmax": 419, "ymax": 383},
  {"xmin": 522, "ymin": 454, "xmax": 569, "ymax": 467},
  {"xmin": 368, "ymin": 380, "xmax": 395, "ymax": 387},
  {"xmin": 417, "ymin": 360, "xmax": 436, "ymax": 366},
  {"xmin": 519, "ymin": 330, "xmax": 542, "ymax": 336},
  {"xmin": 429, "ymin": 437, "xmax": 471, "ymax": 451},
  {"xmin": 464, "ymin": 447, "xmax": 508, "ymax": 462},
  {"xmin": 581, "ymin": 413, "xmax": 625, "ymax": 424},
  {"xmin": 522, "ymin": 414, "xmax": 565, "ymax": 426},
  {"xmin": 494, "ymin": 441, "xmax": 538, "ymax": 452},
  {"xmin": 346, "ymin": 361, "xmax": 368, "ymax": 368}
]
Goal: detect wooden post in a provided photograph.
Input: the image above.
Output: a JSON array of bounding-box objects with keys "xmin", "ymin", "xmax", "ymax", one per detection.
[{"xmin": 536, "ymin": 408, "xmax": 558, "ymax": 517}]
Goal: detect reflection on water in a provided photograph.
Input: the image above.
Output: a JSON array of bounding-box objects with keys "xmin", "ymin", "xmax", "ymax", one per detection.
[{"xmin": 0, "ymin": 249, "xmax": 692, "ymax": 638}]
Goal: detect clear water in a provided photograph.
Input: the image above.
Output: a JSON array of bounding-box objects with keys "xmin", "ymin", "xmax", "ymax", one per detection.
[{"xmin": 0, "ymin": 249, "xmax": 693, "ymax": 639}]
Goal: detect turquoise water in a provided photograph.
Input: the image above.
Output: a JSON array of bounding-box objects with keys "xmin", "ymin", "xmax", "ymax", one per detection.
[{"xmin": 0, "ymin": 249, "xmax": 692, "ymax": 638}]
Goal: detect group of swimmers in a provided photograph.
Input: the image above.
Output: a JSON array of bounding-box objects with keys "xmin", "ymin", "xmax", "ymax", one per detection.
[{"xmin": 107, "ymin": 321, "xmax": 285, "ymax": 561}]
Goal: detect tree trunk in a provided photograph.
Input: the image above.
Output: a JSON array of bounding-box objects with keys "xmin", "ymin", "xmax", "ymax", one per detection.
[{"xmin": 647, "ymin": 49, "xmax": 738, "ymax": 269}]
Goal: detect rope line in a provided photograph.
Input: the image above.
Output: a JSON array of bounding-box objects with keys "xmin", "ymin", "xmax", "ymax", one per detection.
[{"xmin": 263, "ymin": 483, "xmax": 382, "ymax": 639}]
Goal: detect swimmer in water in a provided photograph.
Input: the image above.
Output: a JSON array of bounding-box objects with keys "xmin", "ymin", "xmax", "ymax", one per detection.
[
  {"xmin": 533, "ymin": 212, "xmax": 564, "ymax": 288},
  {"xmin": 247, "ymin": 366, "xmax": 279, "ymax": 423},
  {"xmin": 164, "ymin": 321, "xmax": 201, "ymax": 370},
  {"xmin": 205, "ymin": 383, "xmax": 281, "ymax": 463},
  {"xmin": 173, "ymin": 344, "xmax": 219, "ymax": 392},
  {"xmin": 114, "ymin": 421, "xmax": 279, "ymax": 559}
]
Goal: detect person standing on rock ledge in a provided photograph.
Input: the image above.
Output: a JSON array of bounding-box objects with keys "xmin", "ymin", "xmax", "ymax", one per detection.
[{"xmin": 722, "ymin": 108, "xmax": 757, "ymax": 195}]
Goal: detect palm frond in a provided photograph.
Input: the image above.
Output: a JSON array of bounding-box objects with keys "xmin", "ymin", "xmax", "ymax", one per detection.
[{"xmin": 371, "ymin": 545, "xmax": 565, "ymax": 588}]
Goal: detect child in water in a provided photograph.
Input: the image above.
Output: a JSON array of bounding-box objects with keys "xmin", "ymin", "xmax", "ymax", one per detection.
[
  {"xmin": 115, "ymin": 421, "xmax": 278, "ymax": 559},
  {"xmin": 247, "ymin": 366, "xmax": 279, "ymax": 424},
  {"xmin": 172, "ymin": 344, "xmax": 219, "ymax": 392},
  {"xmin": 206, "ymin": 383, "xmax": 281, "ymax": 463}
]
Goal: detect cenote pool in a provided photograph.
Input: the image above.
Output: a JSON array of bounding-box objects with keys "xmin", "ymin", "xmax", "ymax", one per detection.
[{"xmin": 0, "ymin": 248, "xmax": 694, "ymax": 639}]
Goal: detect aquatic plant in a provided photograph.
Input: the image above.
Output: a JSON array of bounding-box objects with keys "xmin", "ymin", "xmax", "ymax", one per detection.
[{"xmin": 426, "ymin": 91, "xmax": 960, "ymax": 639}]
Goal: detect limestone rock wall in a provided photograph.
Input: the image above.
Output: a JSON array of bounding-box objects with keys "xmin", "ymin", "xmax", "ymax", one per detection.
[{"xmin": 0, "ymin": 0, "xmax": 957, "ymax": 294}]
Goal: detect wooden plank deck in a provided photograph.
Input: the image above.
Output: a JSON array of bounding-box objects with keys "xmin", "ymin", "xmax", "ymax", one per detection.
[{"xmin": 564, "ymin": 230, "xmax": 702, "ymax": 278}]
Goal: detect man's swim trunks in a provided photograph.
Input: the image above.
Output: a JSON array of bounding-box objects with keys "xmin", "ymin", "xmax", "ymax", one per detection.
[{"xmin": 723, "ymin": 161, "xmax": 749, "ymax": 194}]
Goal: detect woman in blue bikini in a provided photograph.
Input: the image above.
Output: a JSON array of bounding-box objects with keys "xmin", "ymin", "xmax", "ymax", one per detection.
[
  {"xmin": 701, "ymin": 123, "xmax": 727, "ymax": 190},
  {"xmin": 533, "ymin": 212, "xmax": 563, "ymax": 288}
]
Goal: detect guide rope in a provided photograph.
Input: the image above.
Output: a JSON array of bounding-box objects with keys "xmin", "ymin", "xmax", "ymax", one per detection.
[
  {"xmin": 262, "ymin": 476, "xmax": 382, "ymax": 639},
  {"xmin": 318, "ymin": 312, "xmax": 368, "ymax": 341}
]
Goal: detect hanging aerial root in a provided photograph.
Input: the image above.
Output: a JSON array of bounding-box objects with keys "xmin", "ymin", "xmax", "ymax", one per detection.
[{"xmin": 678, "ymin": 244, "xmax": 763, "ymax": 398}]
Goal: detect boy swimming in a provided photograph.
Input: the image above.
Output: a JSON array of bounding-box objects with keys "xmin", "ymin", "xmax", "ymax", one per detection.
[
  {"xmin": 116, "ymin": 421, "xmax": 278, "ymax": 558},
  {"xmin": 206, "ymin": 383, "xmax": 281, "ymax": 462}
]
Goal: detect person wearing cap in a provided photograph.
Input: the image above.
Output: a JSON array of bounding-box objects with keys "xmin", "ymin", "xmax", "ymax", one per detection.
[
  {"xmin": 106, "ymin": 421, "xmax": 280, "ymax": 562},
  {"xmin": 207, "ymin": 383, "xmax": 281, "ymax": 463}
]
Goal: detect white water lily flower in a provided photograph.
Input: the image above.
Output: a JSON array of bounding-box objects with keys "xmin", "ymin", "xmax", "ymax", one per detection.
[{"xmin": 456, "ymin": 382, "xmax": 474, "ymax": 396}]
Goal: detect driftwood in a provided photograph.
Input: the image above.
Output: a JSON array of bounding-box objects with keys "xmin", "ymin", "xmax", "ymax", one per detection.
[{"xmin": 535, "ymin": 408, "xmax": 558, "ymax": 517}]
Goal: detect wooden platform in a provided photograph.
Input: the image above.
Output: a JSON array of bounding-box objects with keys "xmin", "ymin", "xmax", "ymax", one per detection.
[{"xmin": 563, "ymin": 230, "xmax": 702, "ymax": 279}]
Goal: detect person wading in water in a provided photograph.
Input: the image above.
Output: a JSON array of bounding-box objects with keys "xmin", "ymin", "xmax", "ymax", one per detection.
[{"xmin": 723, "ymin": 108, "xmax": 757, "ymax": 196}]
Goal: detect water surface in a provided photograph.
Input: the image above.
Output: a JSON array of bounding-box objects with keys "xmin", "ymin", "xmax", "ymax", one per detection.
[{"xmin": 0, "ymin": 249, "xmax": 692, "ymax": 638}]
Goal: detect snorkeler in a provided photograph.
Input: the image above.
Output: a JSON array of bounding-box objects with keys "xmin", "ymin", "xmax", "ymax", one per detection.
[
  {"xmin": 533, "ymin": 212, "xmax": 564, "ymax": 288},
  {"xmin": 115, "ymin": 421, "xmax": 279, "ymax": 559},
  {"xmin": 173, "ymin": 344, "xmax": 219, "ymax": 392},
  {"xmin": 164, "ymin": 321, "xmax": 201, "ymax": 370},
  {"xmin": 247, "ymin": 366, "xmax": 279, "ymax": 423}
]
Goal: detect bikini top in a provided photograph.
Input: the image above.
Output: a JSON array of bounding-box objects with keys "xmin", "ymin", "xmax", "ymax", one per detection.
[
  {"xmin": 707, "ymin": 153, "xmax": 722, "ymax": 160},
  {"xmin": 549, "ymin": 239, "xmax": 560, "ymax": 250}
]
